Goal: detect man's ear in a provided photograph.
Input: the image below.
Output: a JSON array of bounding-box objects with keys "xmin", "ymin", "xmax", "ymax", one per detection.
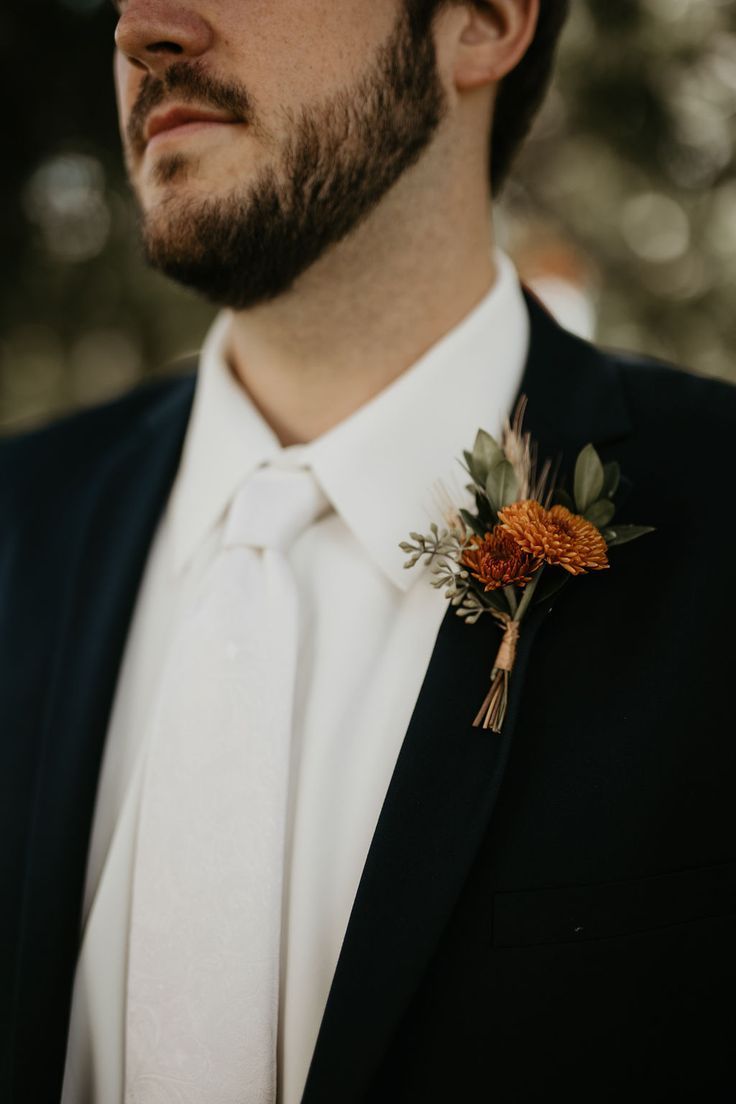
[{"xmin": 453, "ymin": 0, "xmax": 540, "ymax": 92}]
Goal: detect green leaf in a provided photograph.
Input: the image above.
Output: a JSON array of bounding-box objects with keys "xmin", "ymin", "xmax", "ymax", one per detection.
[
  {"xmin": 474, "ymin": 489, "xmax": 498, "ymax": 530},
  {"xmin": 459, "ymin": 509, "xmax": 488, "ymax": 538},
  {"xmin": 485, "ymin": 459, "xmax": 519, "ymax": 513},
  {"xmin": 471, "ymin": 429, "xmax": 504, "ymax": 484},
  {"xmin": 605, "ymin": 524, "xmax": 656, "ymax": 547},
  {"xmin": 584, "ymin": 498, "xmax": 616, "ymax": 528},
  {"xmin": 602, "ymin": 461, "xmax": 621, "ymax": 498},
  {"xmin": 463, "ymin": 450, "xmax": 484, "ymax": 487},
  {"xmin": 574, "ymin": 443, "xmax": 605, "ymax": 513}
]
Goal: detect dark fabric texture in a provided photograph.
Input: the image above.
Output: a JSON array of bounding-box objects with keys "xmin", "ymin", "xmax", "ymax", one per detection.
[{"xmin": 1, "ymin": 294, "xmax": 735, "ymax": 1103}]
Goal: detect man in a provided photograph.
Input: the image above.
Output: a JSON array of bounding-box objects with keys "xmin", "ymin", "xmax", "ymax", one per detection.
[{"xmin": 2, "ymin": 1, "xmax": 734, "ymax": 1101}]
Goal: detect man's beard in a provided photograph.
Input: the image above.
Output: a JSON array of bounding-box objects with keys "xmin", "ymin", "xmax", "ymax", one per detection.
[{"xmin": 130, "ymin": 8, "xmax": 448, "ymax": 310}]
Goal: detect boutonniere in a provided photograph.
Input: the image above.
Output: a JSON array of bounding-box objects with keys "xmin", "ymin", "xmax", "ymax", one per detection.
[{"xmin": 400, "ymin": 396, "xmax": 654, "ymax": 734}]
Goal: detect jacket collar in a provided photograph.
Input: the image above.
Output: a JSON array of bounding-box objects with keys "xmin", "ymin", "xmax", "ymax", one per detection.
[{"xmin": 521, "ymin": 292, "xmax": 632, "ymax": 454}]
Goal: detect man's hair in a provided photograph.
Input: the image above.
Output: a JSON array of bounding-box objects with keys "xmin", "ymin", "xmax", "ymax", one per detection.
[{"xmin": 406, "ymin": 0, "xmax": 570, "ymax": 193}]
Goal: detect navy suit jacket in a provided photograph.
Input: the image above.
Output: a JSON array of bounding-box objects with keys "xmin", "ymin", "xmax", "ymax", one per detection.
[{"xmin": 2, "ymin": 294, "xmax": 735, "ymax": 1103}]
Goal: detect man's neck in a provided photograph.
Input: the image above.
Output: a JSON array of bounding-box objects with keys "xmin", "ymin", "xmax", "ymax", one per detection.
[{"xmin": 225, "ymin": 175, "xmax": 497, "ymax": 446}]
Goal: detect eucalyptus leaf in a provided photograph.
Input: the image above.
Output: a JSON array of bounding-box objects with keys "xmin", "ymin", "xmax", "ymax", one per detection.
[
  {"xmin": 471, "ymin": 429, "xmax": 504, "ymax": 484},
  {"xmin": 605, "ymin": 524, "xmax": 656, "ymax": 547},
  {"xmin": 602, "ymin": 460, "xmax": 621, "ymax": 498},
  {"xmin": 463, "ymin": 450, "xmax": 484, "ymax": 487},
  {"xmin": 584, "ymin": 498, "xmax": 616, "ymax": 528},
  {"xmin": 485, "ymin": 459, "xmax": 519, "ymax": 513},
  {"xmin": 574, "ymin": 443, "xmax": 605, "ymax": 513},
  {"xmin": 457, "ymin": 607, "xmax": 482, "ymax": 624}
]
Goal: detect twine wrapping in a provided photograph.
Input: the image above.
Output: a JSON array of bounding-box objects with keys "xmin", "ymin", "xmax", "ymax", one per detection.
[
  {"xmin": 473, "ymin": 616, "xmax": 520, "ymax": 732},
  {"xmin": 493, "ymin": 619, "xmax": 519, "ymax": 671}
]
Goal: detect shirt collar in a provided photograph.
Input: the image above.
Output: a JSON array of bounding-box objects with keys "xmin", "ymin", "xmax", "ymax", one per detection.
[{"xmin": 171, "ymin": 248, "xmax": 530, "ymax": 588}]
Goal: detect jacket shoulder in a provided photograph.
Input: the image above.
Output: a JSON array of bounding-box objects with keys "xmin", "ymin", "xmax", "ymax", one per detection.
[
  {"xmin": 606, "ymin": 345, "xmax": 736, "ymax": 440},
  {"xmin": 0, "ymin": 365, "xmax": 197, "ymax": 521}
]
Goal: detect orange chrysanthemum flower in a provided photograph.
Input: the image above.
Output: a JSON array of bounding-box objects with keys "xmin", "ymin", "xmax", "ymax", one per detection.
[
  {"xmin": 497, "ymin": 499, "xmax": 609, "ymax": 575},
  {"xmin": 461, "ymin": 527, "xmax": 542, "ymax": 591}
]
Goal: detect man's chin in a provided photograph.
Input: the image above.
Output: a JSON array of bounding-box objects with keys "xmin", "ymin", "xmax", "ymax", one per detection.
[
  {"xmin": 136, "ymin": 204, "xmax": 297, "ymax": 312},
  {"xmin": 135, "ymin": 152, "xmax": 207, "ymax": 196}
]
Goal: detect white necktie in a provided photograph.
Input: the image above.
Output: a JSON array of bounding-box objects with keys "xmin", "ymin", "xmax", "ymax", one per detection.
[{"xmin": 124, "ymin": 465, "xmax": 328, "ymax": 1104}]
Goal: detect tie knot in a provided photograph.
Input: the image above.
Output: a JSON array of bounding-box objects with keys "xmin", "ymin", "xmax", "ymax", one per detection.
[{"xmin": 222, "ymin": 466, "xmax": 329, "ymax": 552}]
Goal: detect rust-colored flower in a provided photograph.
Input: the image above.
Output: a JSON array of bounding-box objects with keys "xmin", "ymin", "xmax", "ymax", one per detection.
[
  {"xmin": 498, "ymin": 499, "xmax": 609, "ymax": 575},
  {"xmin": 461, "ymin": 527, "xmax": 541, "ymax": 591}
]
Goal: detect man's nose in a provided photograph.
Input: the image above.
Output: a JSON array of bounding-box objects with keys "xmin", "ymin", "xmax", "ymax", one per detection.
[{"xmin": 115, "ymin": 0, "xmax": 213, "ymax": 74}]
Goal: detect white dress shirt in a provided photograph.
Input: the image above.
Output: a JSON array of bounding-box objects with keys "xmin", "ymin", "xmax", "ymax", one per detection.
[{"xmin": 61, "ymin": 249, "xmax": 529, "ymax": 1104}]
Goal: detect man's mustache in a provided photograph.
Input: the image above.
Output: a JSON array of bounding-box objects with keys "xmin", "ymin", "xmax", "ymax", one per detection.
[{"xmin": 127, "ymin": 59, "xmax": 253, "ymax": 156}]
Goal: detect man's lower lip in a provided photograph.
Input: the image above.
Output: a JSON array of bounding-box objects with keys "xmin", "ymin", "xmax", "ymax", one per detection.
[{"xmin": 146, "ymin": 120, "xmax": 240, "ymax": 150}]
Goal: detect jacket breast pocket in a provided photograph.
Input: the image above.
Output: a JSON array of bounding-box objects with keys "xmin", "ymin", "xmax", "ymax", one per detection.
[{"xmin": 491, "ymin": 859, "xmax": 736, "ymax": 947}]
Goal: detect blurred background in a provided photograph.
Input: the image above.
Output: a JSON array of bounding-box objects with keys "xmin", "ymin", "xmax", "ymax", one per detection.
[{"xmin": 1, "ymin": 0, "xmax": 734, "ymax": 432}]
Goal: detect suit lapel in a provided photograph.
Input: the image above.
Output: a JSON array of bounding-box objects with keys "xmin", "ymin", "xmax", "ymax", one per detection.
[
  {"xmin": 7, "ymin": 372, "xmax": 196, "ymax": 1099},
  {"xmin": 301, "ymin": 293, "xmax": 634, "ymax": 1103}
]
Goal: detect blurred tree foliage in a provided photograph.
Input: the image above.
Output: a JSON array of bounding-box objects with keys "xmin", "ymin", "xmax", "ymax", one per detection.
[
  {"xmin": 505, "ymin": 0, "xmax": 736, "ymax": 382},
  {"xmin": 1, "ymin": 0, "xmax": 734, "ymax": 431}
]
